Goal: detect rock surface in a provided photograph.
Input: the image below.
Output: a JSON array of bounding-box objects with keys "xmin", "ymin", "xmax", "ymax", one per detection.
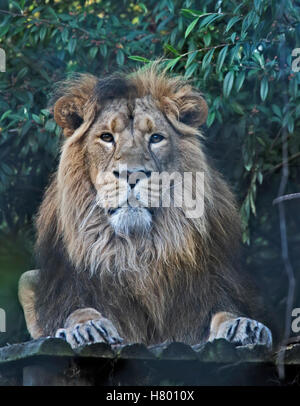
[{"xmin": 0, "ymin": 338, "xmax": 299, "ymax": 386}]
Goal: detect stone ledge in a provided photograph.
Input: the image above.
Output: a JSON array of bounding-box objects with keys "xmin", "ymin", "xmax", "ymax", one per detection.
[
  {"xmin": 0, "ymin": 338, "xmax": 299, "ymax": 386},
  {"xmin": 0, "ymin": 337, "xmax": 276, "ymax": 364}
]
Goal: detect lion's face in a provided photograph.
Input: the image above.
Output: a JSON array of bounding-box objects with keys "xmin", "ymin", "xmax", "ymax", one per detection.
[{"xmin": 86, "ymin": 96, "xmax": 180, "ymax": 235}]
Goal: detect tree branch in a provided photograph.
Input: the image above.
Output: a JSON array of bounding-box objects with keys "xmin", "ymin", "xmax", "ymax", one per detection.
[
  {"xmin": 265, "ymin": 151, "xmax": 300, "ymax": 175},
  {"xmin": 273, "ymin": 193, "xmax": 300, "ymax": 205}
]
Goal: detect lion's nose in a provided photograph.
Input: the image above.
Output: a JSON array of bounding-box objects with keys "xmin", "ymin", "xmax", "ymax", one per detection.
[{"xmin": 113, "ymin": 169, "xmax": 151, "ymax": 189}]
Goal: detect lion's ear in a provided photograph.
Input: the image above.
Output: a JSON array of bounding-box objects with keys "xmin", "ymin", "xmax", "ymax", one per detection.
[
  {"xmin": 54, "ymin": 96, "xmax": 85, "ymax": 137},
  {"xmin": 177, "ymin": 90, "xmax": 208, "ymax": 128}
]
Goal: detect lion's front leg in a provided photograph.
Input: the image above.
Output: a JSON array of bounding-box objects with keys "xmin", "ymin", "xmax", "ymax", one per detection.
[
  {"xmin": 18, "ymin": 270, "xmax": 44, "ymax": 339},
  {"xmin": 55, "ymin": 308, "xmax": 123, "ymax": 348},
  {"xmin": 208, "ymin": 311, "xmax": 272, "ymax": 349}
]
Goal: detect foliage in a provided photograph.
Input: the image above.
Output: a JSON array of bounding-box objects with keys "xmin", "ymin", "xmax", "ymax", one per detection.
[
  {"xmin": 0, "ymin": 0, "xmax": 300, "ymax": 343},
  {"xmin": 0, "ymin": 0, "xmax": 164, "ymax": 233},
  {"xmin": 146, "ymin": 0, "xmax": 300, "ymax": 245}
]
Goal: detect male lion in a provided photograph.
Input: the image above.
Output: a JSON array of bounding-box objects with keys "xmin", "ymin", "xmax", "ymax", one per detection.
[{"xmin": 18, "ymin": 65, "xmax": 272, "ymax": 349}]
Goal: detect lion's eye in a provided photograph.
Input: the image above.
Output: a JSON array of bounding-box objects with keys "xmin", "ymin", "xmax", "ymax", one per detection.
[
  {"xmin": 99, "ymin": 132, "xmax": 114, "ymax": 143},
  {"xmin": 149, "ymin": 133, "xmax": 165, "ymax": 144}
]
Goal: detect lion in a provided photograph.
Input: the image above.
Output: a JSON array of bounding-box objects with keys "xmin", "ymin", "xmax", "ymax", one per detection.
[{"xmin": 18, "ymin": 65, "xmax": 272, "ymax": 349}]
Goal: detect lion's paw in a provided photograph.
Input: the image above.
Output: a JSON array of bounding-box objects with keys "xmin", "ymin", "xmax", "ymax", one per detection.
[
  {"xmin": 55, "ymin": 318, "xmax": 123, "ymax": 348},
  {"xmin": 214, "ymin": 317, "xmax": 272, "ymax": 349}
]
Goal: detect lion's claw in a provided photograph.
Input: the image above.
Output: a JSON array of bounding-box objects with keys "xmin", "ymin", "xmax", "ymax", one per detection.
[
  {"xmin": 55, "ymin": 317, "xmax": 123, "ymax": 348},
  {"xmin": 217, "ymin": 317, "xmax": 272, "ymax": 349}
]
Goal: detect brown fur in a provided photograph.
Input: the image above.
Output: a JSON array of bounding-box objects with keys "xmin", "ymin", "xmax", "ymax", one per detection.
[{"xmin": 32, "ymin": 64, "xmax": 263, "ymax": 345}]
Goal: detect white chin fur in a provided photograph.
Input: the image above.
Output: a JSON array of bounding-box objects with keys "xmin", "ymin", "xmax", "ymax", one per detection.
[{"xmin": 109, "ymin": 207, "xmax": 152, "ymax": 236}]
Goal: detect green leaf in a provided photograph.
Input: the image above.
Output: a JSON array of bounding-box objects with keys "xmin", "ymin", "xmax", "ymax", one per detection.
[
  {"xmin": 0, "ymin": 24, "xmax": 9, "ymax": 37},
  {"xmin": 250, "ymin": 192, "xmax": 256, "ymax": 216},
  {"xmin": 21, "ymin": 121, "xmax": 31, "ymax": 137},
  {"xmin": 55, "ymin": 125, "xmax": 62, "ymax": 137},
  {"xmin": 257, "ymin": 137, "xmax": 266, "ymax": 147},
  {"xmin": 16, "ymin": 67, "xmax": 28, "ymax": 80},
  {"xmin": 62, "ymin": 28, "xmax": 69, "ymax": 43},
  {"xmin": 181, "ymin": 9, "xmax": 206, "ymax": 17},
  {"xmin": 216, "ymin": 45, "xmax": 228, "ymax": 73},
  {"xmin": 223, "ymin": 71, "xmax": 234, "ymax": 98},
  {"xmin": 138, "ymin": 3, "xmax": 148, "ymax": 14},
  {"xmin": 288, "ymin": 116, "xmax": 294, "ymax": 134},
  {"xmin": 128, "ymin": 55, "xmax": 150, "ymax": 63},
  {"xmin": 32, "ymin": 114, "xmax": 42, "ymax": 125},
  {"xmin": 244, "ymin": 162, "xmax": 252, "ymax": 171},
  {"xmin": 0, "ymin": 162, "xmax": 13, "ymax": 176},
  {"xmin": 254, "ymin": 0, "xmax": 262, "ymax": 13},
  {"xmin": 11, "ymin": 0, "xmax": 22, "ymax": 13},
  {"xmin": 243, "ymin": 197, "xmax": 250, "ymax": 218},
  {"xmin": 164, "ymin": 44, "xmax": 180, "ymax": 56},
  {"xmin": 252, "ymin": 50, "xmax": 265, "ymax": 68},
  {"xmin": 260, "ymin": 76, "xmax": 269, "ymax": 101},
  {"xmin": 100, "ymin": 44, "xmax": 107, "ymax": 57},
  {"xmin": 235, "ymin": 71, "xmax": 245, "ymax": 92},
  {"xmin": 231, "ymin": 102, "xmax": 244, "ymax": 115},
  {"xmin": 225, "ymin": 16, "xmax": 242, "ymax": 33},
  {"xmin": 242, "ymin": 230, "xmax": 250, "ymax": 245},
  {"xmin": 166, "ymin": 0, "xmax": 174, "ymax": 14},
  {"xmin": 229, "ymin": 43, "xmax": 241, "ymax": 64},
  {"xmin": 186, "ymin": 51, "xmax": 198, "ymax": 68},
  {"xmin": 203, "ymin": 32, "xmax": 211, "ymax": 46},
  {"xmin": 45, "ymin": 120, "xmax": 56, "ymax": 132},
  {"xmin": 47, "ymin": 7, "xmax": 58, "ymax": 21},
  {"xmin": 41, "ymin": 109, "xmax": 50, "ymax": 117},
  {"xmin": 89, "ymin": 47, "xmax": 98, "ymax": 59},
  {"xmin": 185, "ymin": 17, "xmax": 199, "ymax": 39},
  {"xmin": 202, "ymin": 48, "xmax": 215, "ymax": 71},
  {"xmin": 165, "ymin": 56, "xmax": 182, "ymax": 71},
  {"xmin": 271, "ymin": 105, "xmax": 282, "ymax": 118},
  {"xmin": 282, "ymin": 114, "xmax": 289, "ymax": 128},
  {"xmin": 203, "ymin": 65, "xmax": 212, "ymax": 82},
  {"xmin": 116, "ymin": 49, "xmax": 124, "ymax": 66},
  {"xmin": 68, "ymin": 38, "xmax": 77, "ymax": 55},
  {"xmin": 39, "ymin": 69, "xmax": 51, "ymax": 82},
  {"xmin": 230, "ymin": 32, "xmax": 237, "ymax": 43},
  {"xmin": 39, "ymin": 26, "xmax": 47, "ymax": 41},
  {"xmin": 206, "ymin": 111, "xmax": 215, "ymax": 127},
  {"xmin": 184, "ymin": 62, "xmax": 198, "ymax": 78},
  {"xmin": 242, "ymin": 10, "xmax": 256, "ymax": 34},
  {"xmin": 0, "ymin": 110, "xmax": 12, "ymax": 121},
  {"xmin": 199, "ymin": 14, "xmax": 223, "ymax": 29}
]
